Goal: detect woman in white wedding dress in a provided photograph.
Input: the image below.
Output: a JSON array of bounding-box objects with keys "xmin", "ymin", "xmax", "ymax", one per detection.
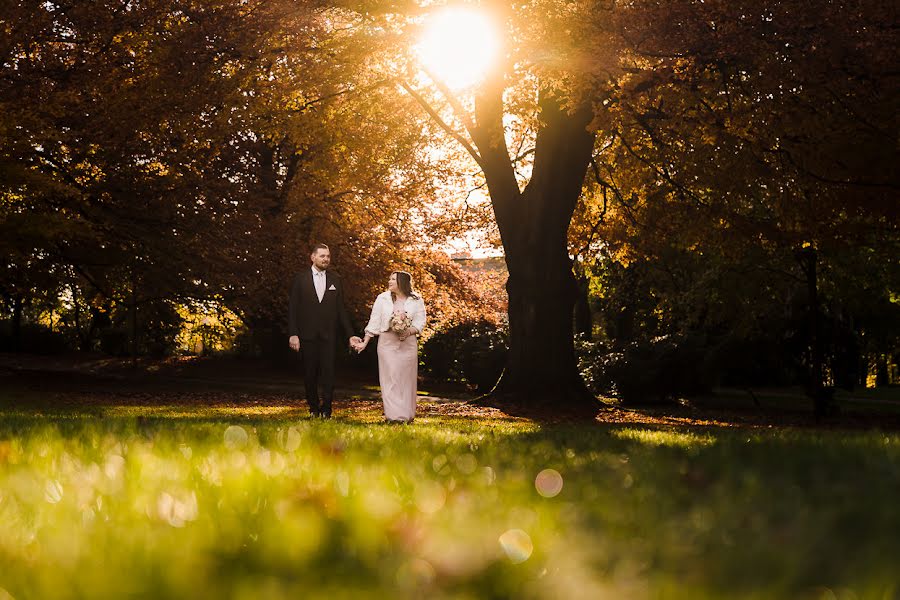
[{"xmin": 355, "ymin": 271, "xmax": 426, "ymax": 423}]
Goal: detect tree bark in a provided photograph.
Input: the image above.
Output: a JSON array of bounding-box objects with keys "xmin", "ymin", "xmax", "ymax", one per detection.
[
  {"xmin": 130, "ymin": 274, "xmax": 138, "ymax": 368},
  {"xmin": 875, "ymin": 354, "xmax": 889, "ymax": 387},
  {"xmin": 11, "ymin": 294, "xmax": 23, "ymax": 352},
  {"xmin": 798, "ymin": 247, "xmax": 832, "ymax": 416},
  {"xmin": 503, "ymin": 242, "xmax": 591, "ymax": 402},
  {"xmin": 472, "ymin": 88, "xmax": 598, "ymax": 405},
  {"xmin": 574, "ymin": 272, "xmax": 593, "ymax": 338}
]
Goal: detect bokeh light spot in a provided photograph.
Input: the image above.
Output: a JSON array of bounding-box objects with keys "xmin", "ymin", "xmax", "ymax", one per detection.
[
  {"xmin": 535, "ymin": 468, "xmax": 563, "ymax": 498},
  {"xmin": 455, "ymin": 453, "xmax": 477, "ymax": 474},
  {"xmin": 224, "ymin": 425, "xmax": 248, "ymax": 449},
  {"xmin": 499, "ymin": 528, "xmax": 533, "ymax": 563},
  {"xmin": 432, "ymin": 454, "xmax": 450, "ymax": 474}
]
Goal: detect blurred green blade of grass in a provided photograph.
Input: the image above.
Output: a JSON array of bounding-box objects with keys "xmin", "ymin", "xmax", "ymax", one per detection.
[{"xmin": 0, "ymin": 401, "xmax": 898, "ymax": 600}]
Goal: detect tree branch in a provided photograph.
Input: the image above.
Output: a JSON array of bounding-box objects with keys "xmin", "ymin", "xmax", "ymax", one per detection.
[
  {"xmin": 420, "ymin": 66, "xmax": 478, "ymax": 135},
  {"xmin": 399, "ymin": 80, "xmax": 485, "ymax": 170}
]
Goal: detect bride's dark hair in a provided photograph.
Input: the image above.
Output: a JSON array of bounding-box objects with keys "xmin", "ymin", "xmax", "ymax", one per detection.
[{"xmin": 391, "ymin": 271, "xmax": 419, "ymax": 300}]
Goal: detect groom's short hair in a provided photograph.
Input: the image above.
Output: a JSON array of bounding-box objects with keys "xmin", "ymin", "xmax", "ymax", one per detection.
[{"xmin": 310, "ymin": 243, "xmax": 329, "ymax": 255}]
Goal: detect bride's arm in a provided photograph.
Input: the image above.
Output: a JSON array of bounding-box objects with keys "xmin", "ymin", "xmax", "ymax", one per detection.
[
  {"xmin": 361, "ymin": 295, "xmax": 386, "ymax": 344},
  {"xmin": 410, "ymin": 297, "xmax": 426, "ymax": 335}
]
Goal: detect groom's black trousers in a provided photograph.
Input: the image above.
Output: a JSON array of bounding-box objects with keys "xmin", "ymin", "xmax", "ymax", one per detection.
[{"xmin": 301, "ymin": 335, "xmax": 336, "ymax": 415}]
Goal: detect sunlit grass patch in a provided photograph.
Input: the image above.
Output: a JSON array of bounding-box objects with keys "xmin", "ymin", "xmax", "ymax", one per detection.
[
  {"xmin": 611, "ymin": 427, "xmax": 717, "ymax": 448},
  {"xmin": 102, "ymin": 405, "xmax": 304, "ymax": 419}
]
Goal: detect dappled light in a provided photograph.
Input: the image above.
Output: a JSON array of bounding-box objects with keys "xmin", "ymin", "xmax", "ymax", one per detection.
[{"xmin": 104, "ymin": 405, "xmax": 302, "ymax": 419}]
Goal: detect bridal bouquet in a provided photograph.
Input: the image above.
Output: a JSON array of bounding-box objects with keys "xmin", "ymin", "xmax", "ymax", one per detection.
[{"xmin": 388, "ymin": 309, "xmax": 412, "ymax": 334}]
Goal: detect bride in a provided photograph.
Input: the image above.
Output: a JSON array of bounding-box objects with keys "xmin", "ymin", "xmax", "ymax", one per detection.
[{"xmin": 353, "ymin": 271, "xmax": 426, "ymax": 423}]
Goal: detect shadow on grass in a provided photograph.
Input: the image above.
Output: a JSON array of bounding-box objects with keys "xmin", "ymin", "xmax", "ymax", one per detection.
[{"xmin": 4, "ymin": 352, "xmax": 900, "ymax": 432}]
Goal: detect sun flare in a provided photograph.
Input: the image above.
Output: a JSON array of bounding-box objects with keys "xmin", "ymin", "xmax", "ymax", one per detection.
[{"xmin": 416, "ymin": 8, "xmax": 500, "ymax": 90}]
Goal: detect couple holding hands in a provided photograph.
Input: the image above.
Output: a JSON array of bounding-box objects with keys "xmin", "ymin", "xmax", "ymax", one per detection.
[{"xmin": 288, "ymin": 244, "xmax": 426, "ymax": 423}]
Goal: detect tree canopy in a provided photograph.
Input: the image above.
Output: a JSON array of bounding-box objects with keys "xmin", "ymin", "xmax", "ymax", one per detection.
[{"xmin": 2, "ymin": 0, "xmax": 896, "ymax": 405}]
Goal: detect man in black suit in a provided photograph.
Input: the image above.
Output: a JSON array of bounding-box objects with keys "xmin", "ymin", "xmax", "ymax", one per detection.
[{"xmin": 288, "ymin": 244, "xmax": 359, "ymax": 418}]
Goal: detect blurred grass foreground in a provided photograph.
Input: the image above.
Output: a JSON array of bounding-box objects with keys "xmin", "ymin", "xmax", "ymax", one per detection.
[{"xmin": 0, "ymin": 401, "xmax": 898, "ymax": 599}]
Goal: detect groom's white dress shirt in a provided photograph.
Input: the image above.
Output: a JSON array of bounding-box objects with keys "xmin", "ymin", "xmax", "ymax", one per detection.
[
  {"xmin": 364, "ymin": 291, "xmax": 427, "ymax": 337},
  {"xmin": 312, "ymin": 266, "xmax": 326, "ymax": 302}
]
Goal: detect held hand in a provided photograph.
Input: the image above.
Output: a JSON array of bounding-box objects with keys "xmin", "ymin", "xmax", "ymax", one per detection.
[
  {"xmin": 349, "ymin": 336, "xmax": 362, "ymax": 349},
  {"xmin": 289, "ymin": 336, "xmax": 300, "ymax": 352}
]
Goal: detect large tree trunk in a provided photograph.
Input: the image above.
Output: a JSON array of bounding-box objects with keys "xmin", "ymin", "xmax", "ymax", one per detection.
[
  {"xmin": 503, "ymin": 228, "xmax": 590, "ymax": 401},
  {"xmin": 472, "ymin": 88, "xmax": 597, "ymax": 405}
]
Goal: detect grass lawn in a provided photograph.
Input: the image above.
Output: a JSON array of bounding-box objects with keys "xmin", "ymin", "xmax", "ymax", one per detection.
[{"xmin": 0, "ymin": 362, "xmax": 898, "ymax": 599}]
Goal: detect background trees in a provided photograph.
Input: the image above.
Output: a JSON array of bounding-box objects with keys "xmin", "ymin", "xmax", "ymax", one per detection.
[
  {"xmin": 1, "ymin": 0, "xmax": 494, "ymax": 358},
  {"xmin": 579, "ymin": 0, "xmax": 899, "ymax": 408},
  {"xmin": 1, "ymin": 0, "xmax": 896, "ymax": 406}
]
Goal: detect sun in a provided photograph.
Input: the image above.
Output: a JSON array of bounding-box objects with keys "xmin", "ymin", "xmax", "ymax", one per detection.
[{"xmin": 416, "ymin": 8, "xmax": 500, "ymax": 90}]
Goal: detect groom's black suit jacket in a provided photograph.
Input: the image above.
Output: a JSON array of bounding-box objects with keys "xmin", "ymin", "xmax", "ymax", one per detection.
[{"xmin": 288, "ymin": 269, "xmax": 355, "ymax": 342}]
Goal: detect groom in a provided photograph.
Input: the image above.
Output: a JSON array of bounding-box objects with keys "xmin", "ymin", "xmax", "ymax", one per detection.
[{"xmin": 288, "ymin": 244, "xmax": 360, "ymax": 418}]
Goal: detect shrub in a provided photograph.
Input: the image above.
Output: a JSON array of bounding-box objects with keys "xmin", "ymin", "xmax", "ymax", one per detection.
[
  {"xmin": 421, "ymin": 319, "xmax": 508, "ymax": 392},
  {"xmin": 710, "ymin": 337, "xmax": 803, "ymax": 388},
  {"xmin": 577, "ymin": 333, "xmax": 714, "ymax": 404},
  {"xmin": 99, "ymin": 327, "xmax": 131, "ymax": 356},
  {"xmin": 0, "ymin": 320, "xmax": 72, "ymax": 355}
]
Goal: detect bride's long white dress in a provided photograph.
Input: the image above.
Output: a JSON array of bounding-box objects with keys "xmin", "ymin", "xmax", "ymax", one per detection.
[{"xmin": 377, "ymin": 331, "xmax": 418, "ymax": 421}]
